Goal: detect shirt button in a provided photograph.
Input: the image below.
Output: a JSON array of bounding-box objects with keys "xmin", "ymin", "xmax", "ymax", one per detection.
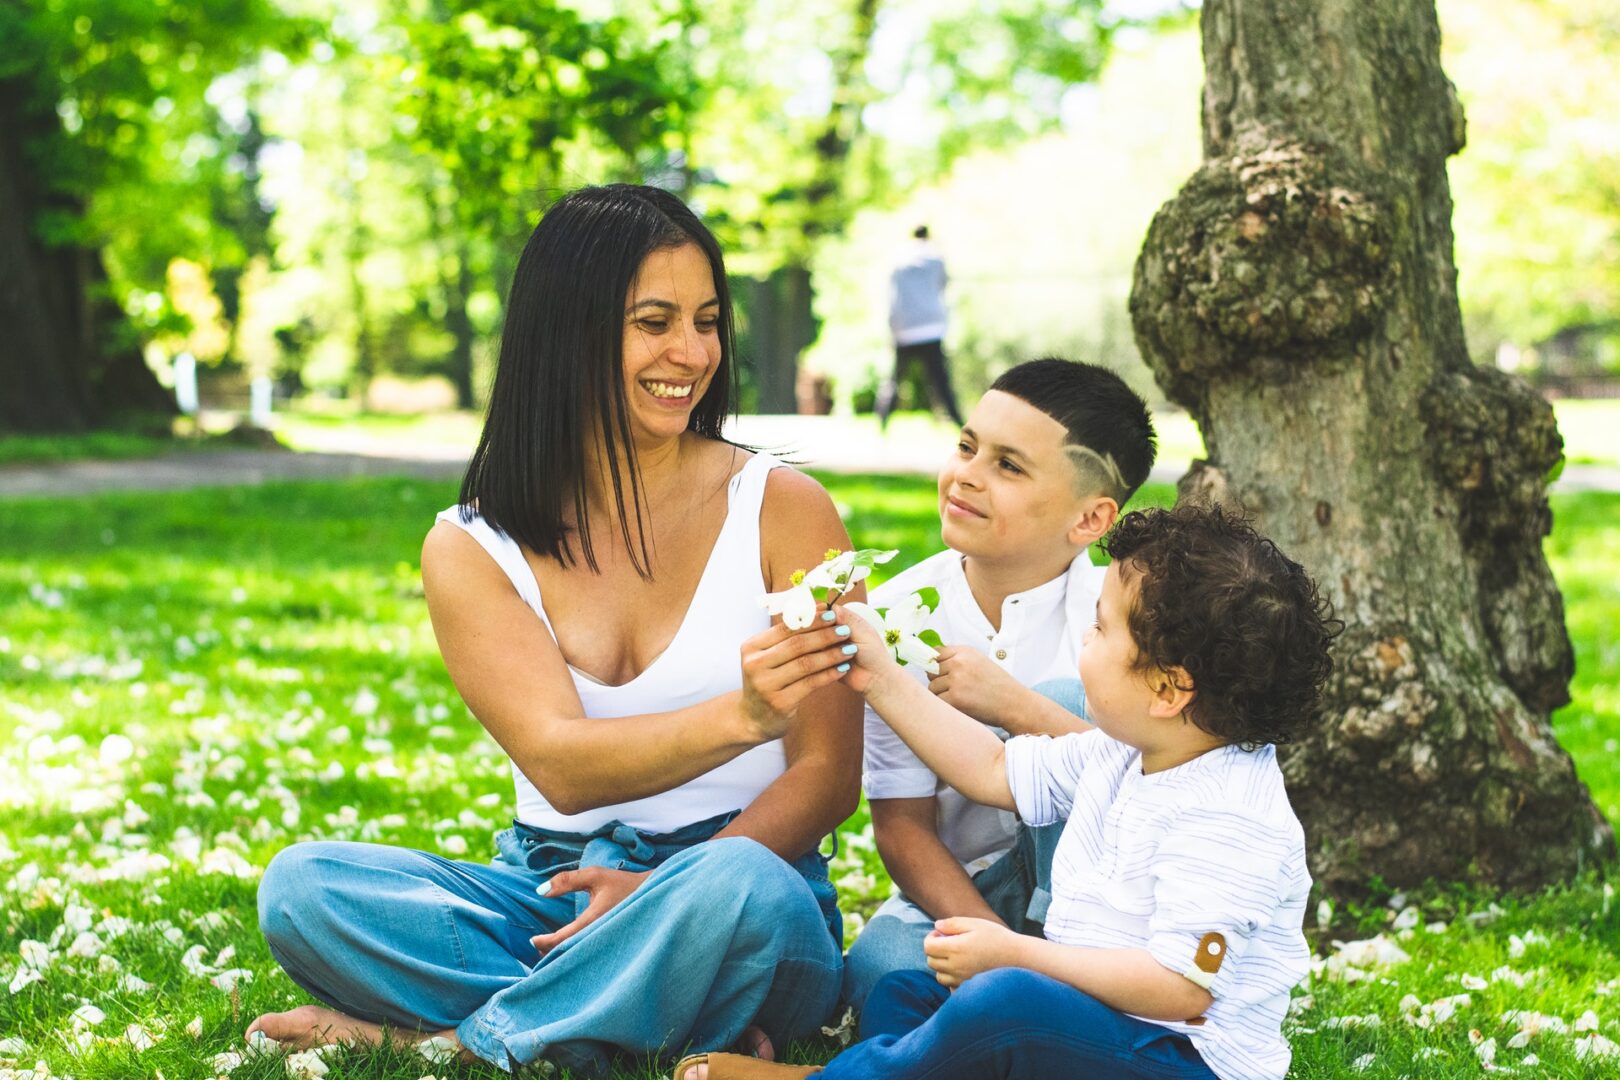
[{"xmin": 995, "ymin": 649, "xmax": 1008, "ymax": 660}]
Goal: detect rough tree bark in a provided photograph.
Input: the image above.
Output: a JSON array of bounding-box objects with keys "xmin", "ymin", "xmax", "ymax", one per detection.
[
  {"xmin": 1129, "ymin": 0, "xmax": 1612, "ymax": 893},
  {"xmin": 0, "ymin": 76, "xmax": 175, "ymax": 434}
]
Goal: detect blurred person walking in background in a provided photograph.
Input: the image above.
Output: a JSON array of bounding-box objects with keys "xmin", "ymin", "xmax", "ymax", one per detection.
[{"xmin": 877, "ymin": 226, "xmax": 964, "ymax": 431}]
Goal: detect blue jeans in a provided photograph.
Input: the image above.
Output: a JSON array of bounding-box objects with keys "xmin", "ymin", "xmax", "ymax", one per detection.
[
  {"xmin": 842, "ymin": 678, "xmax": 1082, "ymax": 1012},
  {"xmin": 821, "ymin": 968, "xmax": 1217, "ymax": 1079},
  {"xmin": 257, "ymin": 811, "xmax": 842, "ymax": 1077}
]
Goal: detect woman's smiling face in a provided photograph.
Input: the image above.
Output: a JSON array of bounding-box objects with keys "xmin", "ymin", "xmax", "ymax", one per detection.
[{"xmin": 620, "ymin": 242, "xmax": 722, "ymax": 445}]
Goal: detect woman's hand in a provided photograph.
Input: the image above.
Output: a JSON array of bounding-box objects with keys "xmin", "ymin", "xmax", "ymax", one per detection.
[
  {"xmin": 530, "ymin": 867, "xmax": 651, "ymax": 955},
  {"xmin": 923, "ymin": 916, "xmax": 1026, "ymax": 988},
  {"xmin": 739, "ymin": 607, "xmax": 856, "ymax": 741}
]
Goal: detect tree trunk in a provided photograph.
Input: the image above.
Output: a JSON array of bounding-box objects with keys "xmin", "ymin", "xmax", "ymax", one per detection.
[
  {"xmin": 445, "ymin": 243, "xmax": 477, "ymax": 410},
  {"xmin": 0, "ymin": 77, "xmax": 174, "ymax": 434},
  {"xmin": 744, "ymin": 266, "xmax": 816, "ymax": 414},
  {"xmin": 1129, "ymin": 0, "xmax": 1612, "ymax": 894}
]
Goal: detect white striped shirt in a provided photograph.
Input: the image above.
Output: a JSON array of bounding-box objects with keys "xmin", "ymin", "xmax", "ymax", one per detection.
[{"xmin": 1005, "ymin": 732, "xmax": 1310, "ymax": 1080}]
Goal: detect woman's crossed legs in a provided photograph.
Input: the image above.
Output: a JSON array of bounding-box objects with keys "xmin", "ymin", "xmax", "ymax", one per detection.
[{"xmin": 252, "ymin": 835, "xmax": 840, "ymax": 1078}]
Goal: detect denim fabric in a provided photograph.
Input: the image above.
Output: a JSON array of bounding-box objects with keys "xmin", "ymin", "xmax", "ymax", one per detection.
[
  {"xmin": 258, "ymin": 811, "xmax": 841, "ymax": 1078},
  {"xmin": 842, "ymin": 678, "xmax": 1082, "ymax": 1012},
  {"xmin": 823, "ymin": 968, "xmax": 1217, "ymax": 1079}
]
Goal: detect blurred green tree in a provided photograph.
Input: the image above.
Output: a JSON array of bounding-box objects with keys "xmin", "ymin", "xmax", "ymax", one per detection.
[{"xmin": 0, "ymin": 0, "xmax": 305, "ymax": 432}]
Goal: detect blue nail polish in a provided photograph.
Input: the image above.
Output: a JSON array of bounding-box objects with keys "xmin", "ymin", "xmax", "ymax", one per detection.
[
  {"xmin": 842, "ymin": 643, "xmax": 858, "ymax": 655},
  {"xmin": 821, "ymin": 610, "xmax": 837, "ymax": 622},
  {"xmin": 835, "ymin": 625, "xmax": 851, "ymax": 637},
  {"xmin": 837, "ymin": 663, "xmax": 851, "ymax": 673}
]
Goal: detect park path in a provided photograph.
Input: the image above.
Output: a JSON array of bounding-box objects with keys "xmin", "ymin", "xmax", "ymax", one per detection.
[{"xmin": 2, "ymin": 414, "xmax": 1618, "ymax": 497}]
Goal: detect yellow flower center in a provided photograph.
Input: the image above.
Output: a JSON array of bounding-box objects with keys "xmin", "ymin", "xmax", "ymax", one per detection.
[
  {"xmin": 790, "ymin": 569, "xmax": 806, "ymax": 586},
  {"xmin": 884, "ymin": 629, "xmax": 901, "ymax": 646},
  {"xmin": 824, "ymin": 548, "xmax": 844, "ymax": 563}
]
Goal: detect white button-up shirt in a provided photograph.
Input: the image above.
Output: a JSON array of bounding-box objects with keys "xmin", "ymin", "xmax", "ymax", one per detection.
[{"xmin": 862, "ymin": 548, "xmax": 1105, "ymax": 879}]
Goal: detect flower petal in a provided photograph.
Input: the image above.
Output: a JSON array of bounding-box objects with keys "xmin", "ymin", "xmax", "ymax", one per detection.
[
  {"xmin": 782, "ymin": 586, "xmax": 818, "ymax": 630},
  {"xmin": 840, "ymin": 601, "xmax": 888, "ymax": 636},
  {"xmin": 896, "ymin": 636, "xmax": 940, "ymax": 673}
]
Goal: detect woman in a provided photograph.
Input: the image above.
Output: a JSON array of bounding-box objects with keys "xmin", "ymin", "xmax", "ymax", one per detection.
[{"xmin": 247, "ymin": 184, "xmax": 863, "ymax": 1077}]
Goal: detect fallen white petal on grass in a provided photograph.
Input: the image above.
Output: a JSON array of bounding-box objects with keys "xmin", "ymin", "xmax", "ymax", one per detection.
[
  {"xmin": 181, "ymin": 943, "xmax": 216, "ymax": 977},
  {"xmin": 186, "ymin": 1015, "xmax": 204, "ymax": 1038},
  {"xmin": 416, "ymin": 1036, "xmax": 459, "ymax": 1065},
  {"xmin": 199, "ymin": 847, "xmax": 260, "ymax": 879},
  {"xmin": 69, "ymin": 1004, "xmax": 105, "ymax": 1029},
  {"xmin": 1461, "ymin": 973, "xmax": 1489, "ymax": 991},
  {"xmin": 1316, "ymin": 936, "xmax": 1411, "ymax": 983},
  {"xmin": 210, "ymin": 1051, "xmax": 244, "ymax": 1073},
  {"xmin": 1491, "ymin": 965, "xmax": 1534, "ymax": 989},
  {"xmin": 283, "ymin": 1048, "xmax": 331, "ymax": 1079},
  {"xmin": 117, "ymin": 972, "xmax": 153, "ymax": 994},
  {"xmin": 17, "ymin": 942, "xmax": 51, "ymax": 970},
  {"xmin": 0, "ymin": 1037, "xmax": 26, "ymax": 1055},
  {"xmin": 6, "ymin": 968, "xmax": 42, "ymax": 994},
  {"xmin": 1576, "ymin": 1033, "xmax": 1620, "ymax": 1060},
  {"xmin": 1576, "ymin": 1009, "xmax": 1601, "ymax": 1032},
  {"xmin": 1352, "ymin": 1052, "xmax": 1377, "ymax": 1071},
  {"xmin": 125, "ymin": 1022, "xmax": 157, "ymax": 1050},
  {"xmin": 61, "ymin": 904, "xmax": 93, "ymax": 934},
  {"xmin": 64, "ymin": 930, "xmax": 104, "ymax": 959},
  {"xmin": 1402, "ymin": 993, "xmax": 1471, "ymax": 1028},
  {"xmin": 1324, "ymin": 1014, "xmax": 1382, "ymax": 1029},
  {"xmin": 210, "ymin": 967, "xmax": 253, "ymax": 993},
  {"xmin": 821, "ymin": 1005, "xmax": 857, "ymax": 1048}
]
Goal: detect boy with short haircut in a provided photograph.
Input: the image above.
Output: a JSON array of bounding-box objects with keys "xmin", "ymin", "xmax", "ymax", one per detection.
[
  {"xmin": 844, "ymin": 357, "xmax": 1158, "ymax": 1010},
  {"xmin": 677, "ymin": 504, "xmax": 1338, "ymax": 1080}
]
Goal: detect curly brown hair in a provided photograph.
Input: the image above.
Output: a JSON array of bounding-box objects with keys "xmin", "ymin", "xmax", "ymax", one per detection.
[{"xmin": 1101, "ymin": 503, "xmax": 1341, "ymax": 748}]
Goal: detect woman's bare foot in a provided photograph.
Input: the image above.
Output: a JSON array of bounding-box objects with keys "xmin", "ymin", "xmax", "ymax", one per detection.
[
  {"xmin": 244, "ymin": 1005, "xmax": 474, "ymax": 1061},
  {"xmin": 246, "ymin": 1005, "xmax": 386, "ymax": 1050}
]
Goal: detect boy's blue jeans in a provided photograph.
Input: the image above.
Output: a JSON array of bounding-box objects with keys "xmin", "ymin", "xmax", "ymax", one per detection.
[
  {"xmin": 822, "ymin": 968, "xmax": 1217, "ymax": 1079},
  {"xmin": 842, "ymin": 677, "xmax": 1082, "ymax": 1011},
  {"xmin": 257, "ymin": 812, "xmax": 841, "ymax": 1077}
]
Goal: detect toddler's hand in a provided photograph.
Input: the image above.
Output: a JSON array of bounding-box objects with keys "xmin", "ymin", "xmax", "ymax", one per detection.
[
  {"xmin": 822, "ymin": 602, "xmax": 903, "ymax": 696},
  {"xmin": 923, "ymin": 916, "xmax": 1022, "ymax": 988},
  {"xmin": 928, "ymin": 646, "xmax": 1021, "ymax": 730}
]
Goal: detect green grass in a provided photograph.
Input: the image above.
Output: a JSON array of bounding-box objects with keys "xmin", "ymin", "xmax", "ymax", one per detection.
[
  {"xmin": 0, "ymin": 476, "xmax": 1616, "ymax": 1077},
  {"xmin": 0, "ymin": 430, "xmax": 185, "ymax": 467}
]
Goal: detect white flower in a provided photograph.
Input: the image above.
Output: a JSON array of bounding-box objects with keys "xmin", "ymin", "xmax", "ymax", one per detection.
[
  {"xmin": 761, "ymin": 548, "xmax": 897, "ymax": 631},
  {"xmin": 842, "ymin": 594, "xmax": 940, "ymax": 674}
]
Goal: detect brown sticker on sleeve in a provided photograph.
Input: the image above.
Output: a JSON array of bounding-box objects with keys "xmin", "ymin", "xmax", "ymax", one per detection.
[{"xmin": 1196, "ymin": 931, "xmax": 1227, "ymax": 976}]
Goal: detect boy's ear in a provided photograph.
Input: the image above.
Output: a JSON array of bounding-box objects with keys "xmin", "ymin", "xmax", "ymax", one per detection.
[
  {"xmin": 1147, "ymin": 666, "xmax": 1196, "ymax": 720},
  {"xmin": 1068, "ymin": 495, "xmax": 1119, "ymax": 548}
]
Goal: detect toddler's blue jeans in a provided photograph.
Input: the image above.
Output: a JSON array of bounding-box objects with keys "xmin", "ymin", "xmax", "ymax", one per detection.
[
  {"xmin": 842, "ymin": 677, "xmax": 1084, "ymax": 1012},
  {"xmin": 823, "ymin": 968, "xmax": 1218, "ymax": 1079},
  {"xmin": 257, "ymin": 812, "xmax": 841, "ymax": 1077}
]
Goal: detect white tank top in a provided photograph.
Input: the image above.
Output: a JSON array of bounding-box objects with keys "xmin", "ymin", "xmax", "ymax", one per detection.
[{"xmin": 435, "ymin": 452, "xmax": 789, "ymax": 834}]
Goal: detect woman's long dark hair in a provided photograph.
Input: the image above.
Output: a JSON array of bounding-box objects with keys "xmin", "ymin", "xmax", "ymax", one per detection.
[{"xmin": 458, "ymin": 184, "xmax": 739, "ymax": 578}]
